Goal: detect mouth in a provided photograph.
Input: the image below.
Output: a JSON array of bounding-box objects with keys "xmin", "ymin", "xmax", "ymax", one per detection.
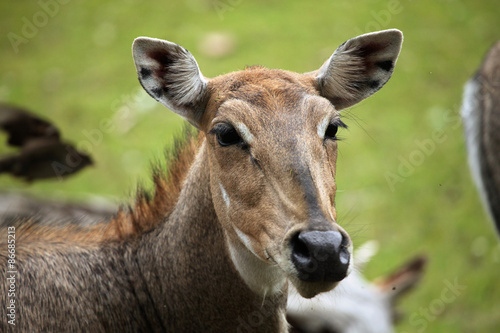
[
  {"xmin": 289, "ymin": 276, "xmax": 340, "ymax": 299},
  {"xmin": 264, "ymin": 248, "xmax": 278, "ymax": 264},
  {"xmin": 267, "ymin": 255, "xmax": 345, "ymax": 299}
]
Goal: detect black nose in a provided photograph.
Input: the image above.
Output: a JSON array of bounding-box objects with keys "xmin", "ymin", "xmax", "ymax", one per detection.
[{"xmin": 290, "ymin": 230, "xmax": 350, "ymax": 282}]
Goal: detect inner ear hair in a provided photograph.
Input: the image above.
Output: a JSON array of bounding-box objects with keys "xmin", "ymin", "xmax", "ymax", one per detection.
[
  {"xmin": 314, "ymin": 29, "xmax": 403, "ymax": 110},
  {"xmin": 132, "ymin": 37, "xmax": 209, "ymax": 128}
]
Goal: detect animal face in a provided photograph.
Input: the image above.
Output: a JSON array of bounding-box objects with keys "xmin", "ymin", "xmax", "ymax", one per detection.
[{"xmin": 132, "ymin": 29, "xmax": 403, "ymax": 298}]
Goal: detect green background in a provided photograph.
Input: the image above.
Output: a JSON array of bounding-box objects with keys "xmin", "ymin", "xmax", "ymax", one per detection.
[{"xmin": 1, "ymin": 0, "xmax": 499, "ymax": 331}]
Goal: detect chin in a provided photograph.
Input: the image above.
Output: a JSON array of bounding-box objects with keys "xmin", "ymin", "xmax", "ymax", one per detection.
[{"xmin": 289, "ymin": 276, "xmax": 340, "ymax": 299}]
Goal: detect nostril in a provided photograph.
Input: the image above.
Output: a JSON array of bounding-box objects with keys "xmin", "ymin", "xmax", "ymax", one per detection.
[
  {"xmin": 340, "ymin": 232, "xmax": 349, "ymax": 248},
  {"xmin": 339, "ymin": 232, "xmax": 350, "ymax": 265},
  {"xmin": 290, "ymin": 232, "xmax": 310, "ymax": 260},
  {"xmin": 339, "ymin": 247, "xmax": 349, "ymax": 266}
]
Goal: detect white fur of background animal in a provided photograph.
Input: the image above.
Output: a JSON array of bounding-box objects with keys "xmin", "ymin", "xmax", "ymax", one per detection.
[{"xmin": 287, "ymin": 241, "xmax": 425, "ymax": 333}]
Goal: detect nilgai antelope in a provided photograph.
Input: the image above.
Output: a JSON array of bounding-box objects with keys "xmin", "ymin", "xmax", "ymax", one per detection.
[
  {"xmin": 0, "ymin": 29, "xmax": 403, "ymax": 332},
  {"xmin": 462, "ymin": 40, "xmax": 500, "ymax": 236}
]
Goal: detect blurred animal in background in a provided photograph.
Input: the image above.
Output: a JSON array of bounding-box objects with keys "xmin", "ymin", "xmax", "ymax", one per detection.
[
  {"xmin": 0, "ymin": 192, "xmax": 116, "ymax": 227},
  {"xmin": 0, "ymin": 104, "xmax": 92, "ymax": 182},
  {"xmin": 0, "ymin": 103, "xmax": 60, "ymax": 146},
  {"xmin": 287, "ymin": 241, "xmax": 427, "ymax": 333},
  {"xmin": 461, "ymin": 41, "xmax": 500, "ymax": 236}
]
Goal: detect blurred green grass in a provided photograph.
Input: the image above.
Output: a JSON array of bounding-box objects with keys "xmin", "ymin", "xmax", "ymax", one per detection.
[{"xmin": 1, "ymin": 0, "xmax": 499, "ymax": 331}]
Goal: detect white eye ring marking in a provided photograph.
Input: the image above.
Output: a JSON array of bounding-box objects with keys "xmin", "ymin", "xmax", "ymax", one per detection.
[
  {"xmin": 317, "ymin": 115, "xmax": 331, "ymax": 139},
  {"xmin": 236, "ymin": 122, "xmax": 254, "ymax": 144}
]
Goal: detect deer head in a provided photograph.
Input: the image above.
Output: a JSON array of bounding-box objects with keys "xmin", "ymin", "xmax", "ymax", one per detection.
[{"xmin": 132, "ymin": 29, "xmax": 403, "ymax": 298}]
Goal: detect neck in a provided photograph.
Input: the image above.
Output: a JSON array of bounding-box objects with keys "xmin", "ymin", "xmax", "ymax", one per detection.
[{"xmin": 134, "ymin": 141, "xmax": 288, "ymax": 332}]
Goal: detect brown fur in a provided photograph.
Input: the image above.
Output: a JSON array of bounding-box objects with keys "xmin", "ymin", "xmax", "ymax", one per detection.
[
  {"xmin": 0, "ymin": 130, "xmax": 201, "ymax": 255},
  {"xmin": 1, "ymin": 30, "xmax": 403, "ymax": 332}
]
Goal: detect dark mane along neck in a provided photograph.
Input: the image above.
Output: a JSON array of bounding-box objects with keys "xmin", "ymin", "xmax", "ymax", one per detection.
[
  {"xmin": 103, "ymin": 129, "xmax": 203, "ymax": 241},
  {"xmin": 3, "ymin": 130, "xmax": 202, "ymax": 253}
]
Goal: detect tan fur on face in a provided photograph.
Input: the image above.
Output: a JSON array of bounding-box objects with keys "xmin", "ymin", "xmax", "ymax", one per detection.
[{"xmin": 202, "ymin": 67, "xmax": 348, "ymax": 297}]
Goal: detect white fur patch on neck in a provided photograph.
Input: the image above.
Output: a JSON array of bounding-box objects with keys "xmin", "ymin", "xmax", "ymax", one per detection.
[{"xmin": 226, "ymin": 234, "xmax": 286, "ymax": 297}]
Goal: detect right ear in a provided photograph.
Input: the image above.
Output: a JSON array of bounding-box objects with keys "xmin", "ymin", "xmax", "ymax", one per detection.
[
  {"xmin": 132, "ymin": 37, "xmax": 208, "ymax": 128},
  {"xmin": 309, "ymin": 29, "xmax": 403, "ymax": 110}
]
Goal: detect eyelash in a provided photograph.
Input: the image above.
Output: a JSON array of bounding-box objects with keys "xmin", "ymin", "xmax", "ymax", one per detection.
[{"xmin": 324, "ymin": 119, "xmax": 347, "ymax": 141}]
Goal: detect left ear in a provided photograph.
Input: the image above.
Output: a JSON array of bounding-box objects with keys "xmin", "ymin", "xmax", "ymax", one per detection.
[
  {"xmin": 132, "ymin": 37, "xmax": 208, "ymax": 128},
  {"xmin": 310, "ymin": 29, "xmax": 403, "ymax": 110}
]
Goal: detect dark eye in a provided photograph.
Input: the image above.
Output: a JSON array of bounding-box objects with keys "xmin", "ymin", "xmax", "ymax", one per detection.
[
  {"xmin": 211, "ymin": 123, "xmax": 243, "ymax": 147},
  {"xmin": 324, "ymin": 119, "xmax": 347, "ymax": 141},
  {"xmin": 325, "ymin": 124, "xmax": 338, "ymax": 139}
]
